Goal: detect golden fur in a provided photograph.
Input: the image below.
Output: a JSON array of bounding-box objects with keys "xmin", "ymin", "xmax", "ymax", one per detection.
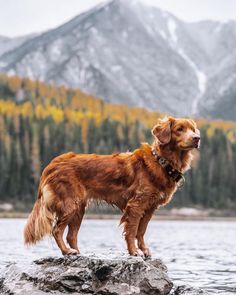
[{"xmin": 24, "ymin": 117, "xmax": 200, "ymax": 256}]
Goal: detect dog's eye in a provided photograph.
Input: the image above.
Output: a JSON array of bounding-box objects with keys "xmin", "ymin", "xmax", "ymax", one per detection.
[{"xmin": 177, "ymin": 127, "xmax": 184, "ymax": 132}]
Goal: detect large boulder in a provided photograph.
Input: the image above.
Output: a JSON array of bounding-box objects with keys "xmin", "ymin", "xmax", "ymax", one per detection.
[{"xmin": 0, "ymin": 253, "xmax": 173, "ymax": 295}]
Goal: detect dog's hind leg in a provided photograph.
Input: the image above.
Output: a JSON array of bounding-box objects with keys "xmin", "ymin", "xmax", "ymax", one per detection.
[
  {"xmin": 66, "ymin": 202, "xmax": 86, "ymax": 253},
  {"xmin": 52, "ymin": 215, "xmax": 78, "ymax": 255},
  {"xmin": 136, "ymin": 205, "xmax": 156, "ymax": 257}
]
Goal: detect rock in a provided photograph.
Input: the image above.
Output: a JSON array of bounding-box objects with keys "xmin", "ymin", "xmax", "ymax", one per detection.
[
  {"xmin": 173, "ymin": 285, "xmax": 209, "ymax": 295},
  {"xmin": 0, "ymin": 253, "xmax": 173, "ymax": 295}
]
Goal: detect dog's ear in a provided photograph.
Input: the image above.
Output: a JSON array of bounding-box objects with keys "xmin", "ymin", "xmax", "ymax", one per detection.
[{"xmin": 152, "ymin": 117, "xmax": 173, "ymax": 144}]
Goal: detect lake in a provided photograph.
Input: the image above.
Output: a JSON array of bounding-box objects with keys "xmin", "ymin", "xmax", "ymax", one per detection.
[{"xmin": 0, "ymin": 218, "xmax": 235, "ymax": 294}]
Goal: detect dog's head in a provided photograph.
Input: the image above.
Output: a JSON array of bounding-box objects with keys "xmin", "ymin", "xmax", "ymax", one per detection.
[{"xmin": 152, "ymin": 117, "xmax": 200, "ymax": 150}]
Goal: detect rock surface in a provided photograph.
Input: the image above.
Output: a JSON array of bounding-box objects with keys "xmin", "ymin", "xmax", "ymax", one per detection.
[{"xmin": 0, "ymin": 253, "xmax": 173, "ymax": 295}]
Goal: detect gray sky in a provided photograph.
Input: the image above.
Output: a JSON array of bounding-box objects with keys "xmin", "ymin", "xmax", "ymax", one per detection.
[{"xmin": 0, "ymin": 0, "xmax": 236, "ymax": 37}]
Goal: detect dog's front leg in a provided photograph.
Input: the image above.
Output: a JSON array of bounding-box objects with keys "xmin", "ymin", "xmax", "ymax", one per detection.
[
  {"xmin": 121, "ymin": 202, "xmax": 145, "ymax": 256},
  {"xmin": 136, "ymin": 205, "xmax": 156, "ymax": 257}
]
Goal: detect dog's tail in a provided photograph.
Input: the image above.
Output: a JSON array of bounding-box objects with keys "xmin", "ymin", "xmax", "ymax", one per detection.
[{"xmin": 24, "ymin": 186, "xmax": 55, "ymax": 245}]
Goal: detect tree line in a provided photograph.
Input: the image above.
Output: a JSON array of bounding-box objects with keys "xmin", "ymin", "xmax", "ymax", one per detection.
[{"xmin": 0, "ymin": 74, "xmax": 236, "ymax": 210}]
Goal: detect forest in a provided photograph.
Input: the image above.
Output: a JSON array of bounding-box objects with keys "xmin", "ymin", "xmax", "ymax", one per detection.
[{"xmin": 0, "ymin": 74, "xmax": 236, "ymax": 210}]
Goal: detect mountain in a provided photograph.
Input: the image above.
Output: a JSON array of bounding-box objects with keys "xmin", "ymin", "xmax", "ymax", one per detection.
[
  {"xmin": 0, "ymin": 0, "xmax": 236, "ymax": 120},
  {"xmin": 187, "ymin": 20, "xmax": 236, "ymax": 119},
  {"xmin": 0, "ymin": 33, "xmax": 37, "ymax": 56}
]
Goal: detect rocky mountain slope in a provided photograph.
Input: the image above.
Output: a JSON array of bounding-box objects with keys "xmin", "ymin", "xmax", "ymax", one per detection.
[
  {"xmin": 0, "ymin": 33, "xmax": 36, "ymax": 56},
  {"xmin": 0, "ymin": 0, "xmax": 235, "ymax": 120}
]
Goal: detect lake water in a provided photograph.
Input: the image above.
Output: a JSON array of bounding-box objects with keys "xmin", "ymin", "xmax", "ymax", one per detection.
[{"xmin": 0, "ymin": 218, "xmax": 235, "ymax": 294}]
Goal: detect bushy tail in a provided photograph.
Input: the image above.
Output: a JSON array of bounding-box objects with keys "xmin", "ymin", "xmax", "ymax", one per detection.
[{"xmin": 24, "ymin": 189, "xmax": 54, "ymax": 245}]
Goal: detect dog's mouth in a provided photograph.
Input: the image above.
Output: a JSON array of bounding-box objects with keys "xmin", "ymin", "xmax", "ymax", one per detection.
[
  {"xmin": 196, "ymin": 141, "xmax": 201, "ymax": 149},
  {"xmin": 190, "ymin": 138, "xmax": 201, "ymax": 149},
  {"xmin": 179, "ymin": 141, "xmax": 200, "ymax": 150},
  {"xmin": 193, "ymin": 139, "xmax": 201, "ymax": 149}
]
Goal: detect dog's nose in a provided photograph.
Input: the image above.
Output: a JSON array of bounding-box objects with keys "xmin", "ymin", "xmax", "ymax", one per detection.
[{"xmin": 193, "ymin": 136, "xmax": 200, "ymax": 142}]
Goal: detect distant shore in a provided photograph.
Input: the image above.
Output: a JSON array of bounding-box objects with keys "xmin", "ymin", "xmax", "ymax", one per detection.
[
  {"xmin": 0, "ymin": 211, "xmax": 236, "ymax": 221},
  {"xmin": 0, "ymin": 204, "xmax": 235, "ymax": 220}
]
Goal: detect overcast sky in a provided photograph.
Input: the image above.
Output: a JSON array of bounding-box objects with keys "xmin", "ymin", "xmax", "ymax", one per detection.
[{"xmin": 0, "ymin": 0, "xmax": 236, "ymax": 37}]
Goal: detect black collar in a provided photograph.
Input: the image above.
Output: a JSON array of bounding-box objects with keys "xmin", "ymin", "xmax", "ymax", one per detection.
[{"xmin": 151, "ymin": 147, "xmax": 185, "ymax": 189}]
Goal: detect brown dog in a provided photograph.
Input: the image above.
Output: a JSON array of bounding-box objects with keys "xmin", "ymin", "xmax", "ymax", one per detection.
[{"xmin": 24, "ymin": 117, "xmax": 200, "ymax": 256}]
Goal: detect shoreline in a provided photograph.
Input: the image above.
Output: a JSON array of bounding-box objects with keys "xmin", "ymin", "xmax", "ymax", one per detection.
[{"xmin": 0, "ymin": 212, "xmax": 236, "ymax": 221}]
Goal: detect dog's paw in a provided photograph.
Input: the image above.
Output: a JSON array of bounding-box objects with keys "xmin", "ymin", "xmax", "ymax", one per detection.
[
  {"xmin": 142, "ymin": 247, "xmax": 151, "ymax": 258},
  {"xmin": 63, "ymin": 248, "xmax": 79, "ymax": 256},
  {"xmin": 130, "ymin": 248, "xmax": 143, "ymax": 257}
]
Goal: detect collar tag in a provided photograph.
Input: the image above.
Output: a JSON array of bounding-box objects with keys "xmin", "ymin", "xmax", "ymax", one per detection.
[
  {"xmin": 177, "ymin": 175, "xmax": 185, "ymax": 189},
  {"xmin": 158, "ymin": 157, "xmax": 168, "ymax": 167}
]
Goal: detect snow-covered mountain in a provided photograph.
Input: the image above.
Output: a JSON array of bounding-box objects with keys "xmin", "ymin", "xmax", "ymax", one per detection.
[
  {"xmin": 0, "ymin": 0, "xmax": 236, "ymax": 120},
  {"xmin": 0, "ymin": 33, "xmax": 37, "ymax": 56}
]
